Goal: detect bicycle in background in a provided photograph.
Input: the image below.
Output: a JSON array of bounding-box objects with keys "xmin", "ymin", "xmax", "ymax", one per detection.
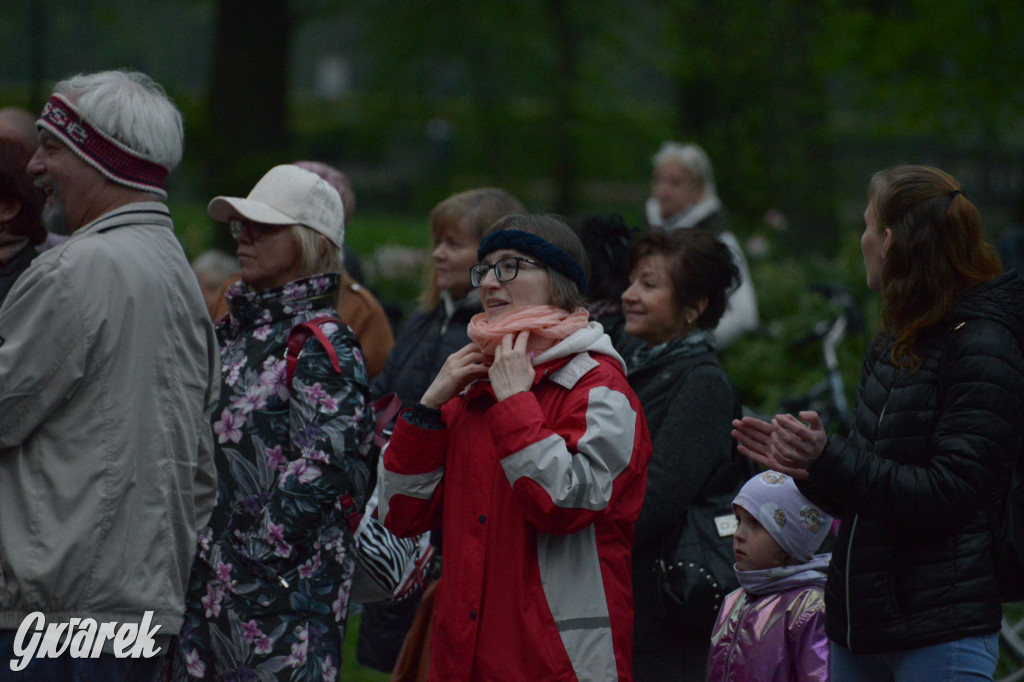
[{"xmin": 776, "ymin": 282, "xmax": 864, "ymax": 437}]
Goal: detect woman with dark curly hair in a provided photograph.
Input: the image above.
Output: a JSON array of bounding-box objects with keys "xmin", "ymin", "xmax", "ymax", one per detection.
[
  {"xmin": 622, "ymin": 228, "xmax": 750, "ymax": 681},
  {"xmin": 734, "ymin": 165, "xmax": 1024, "ymax": 681}
]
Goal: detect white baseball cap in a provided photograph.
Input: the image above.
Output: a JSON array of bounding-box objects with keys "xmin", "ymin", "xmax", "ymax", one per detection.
[{"xmin": 208, "ymin": 164, "xmax": 345, "ymax": 247}]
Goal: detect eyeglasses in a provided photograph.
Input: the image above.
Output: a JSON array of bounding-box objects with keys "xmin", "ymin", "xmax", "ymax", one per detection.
[
  {"xmin": 229, "ymin": 219, "xmax": 288, "ymax": 242},
  {"xmin": 470, "ymin": 256, "xmax": 545, "ymax": 287}
]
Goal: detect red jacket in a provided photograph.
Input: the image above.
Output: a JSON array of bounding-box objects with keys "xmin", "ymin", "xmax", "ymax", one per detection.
[{"xmin": 380, "ymin": 325, "xmax": 652, "ymax": 681}]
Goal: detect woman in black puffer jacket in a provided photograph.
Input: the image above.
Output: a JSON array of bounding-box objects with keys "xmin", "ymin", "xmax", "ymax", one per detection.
[{"xmin": 734, "ymin": 165, "xmax": 1024, "ymax": 682}]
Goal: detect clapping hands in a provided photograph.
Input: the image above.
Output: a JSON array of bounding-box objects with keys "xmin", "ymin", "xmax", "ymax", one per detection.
[{"xmin": 731, "ymin": 411, "xmax": 828, "ymax": 479}]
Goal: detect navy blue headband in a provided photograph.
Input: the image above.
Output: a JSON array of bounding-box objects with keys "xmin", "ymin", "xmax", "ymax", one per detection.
[{"xmin": 478, "ymin": 229, "xmax": 588, "ymax": 294}]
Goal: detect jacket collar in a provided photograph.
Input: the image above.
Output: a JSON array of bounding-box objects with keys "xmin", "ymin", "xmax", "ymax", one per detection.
[
  {"xmin": 72, "ymin": 201, "xmax": 172, "ymax": 237},
  {"xmin": 646, "ymin": 195, "xmax": 723, "ymax": 231},
  {"xmin": 224, "ymin": 272, "xmax": 340, "ymax": 331},
  {"xmin": 441, "ymin": 288, "xmax": 481, "ymax": 318},
  {"xmin": 531, "ymin": 321, "xmax": 626, "ymax": 372}
]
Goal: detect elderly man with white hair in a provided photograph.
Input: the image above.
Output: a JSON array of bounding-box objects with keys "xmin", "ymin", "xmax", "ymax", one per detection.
[{"xmin": 0, "ymin": 70, "xmax": 218, "ymax": 680}]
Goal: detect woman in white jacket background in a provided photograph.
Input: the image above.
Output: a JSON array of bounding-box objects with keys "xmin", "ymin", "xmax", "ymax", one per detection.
[{"xmin": 645, "ymin": 141, "xmax": 759, "ymax": 349}]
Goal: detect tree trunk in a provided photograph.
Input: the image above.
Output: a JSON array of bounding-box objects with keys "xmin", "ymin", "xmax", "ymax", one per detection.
[
  {"xmin": 546, "ymin": 0, "xmax": 579, "ymax": 215},
  {"xmin": 206, "ymin": 0, "xmax": 293, "ymax": 195}
]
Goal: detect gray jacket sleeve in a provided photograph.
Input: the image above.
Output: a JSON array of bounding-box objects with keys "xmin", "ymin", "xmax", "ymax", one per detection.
[
  {"xmin": 0, "ymin": 259, "xmax": 87, "ymax": 447},
  {"xmin": 194, "ymin": 321, "xmax": 220, "ymax": 530}
]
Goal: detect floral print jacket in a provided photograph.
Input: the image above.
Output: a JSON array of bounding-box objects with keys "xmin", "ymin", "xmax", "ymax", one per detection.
[{"xmin": 175, "ymin": 273, "xmax": 375, "ymax": 680}]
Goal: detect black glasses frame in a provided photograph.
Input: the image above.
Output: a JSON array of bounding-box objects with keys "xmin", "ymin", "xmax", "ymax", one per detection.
[
  {"xmin": 470, "ymin": 256, "xmax": 544, "ymax": 287},
  {"xmin": 229, "ymin": 219, "xmax": 288, "ymax": 242}
]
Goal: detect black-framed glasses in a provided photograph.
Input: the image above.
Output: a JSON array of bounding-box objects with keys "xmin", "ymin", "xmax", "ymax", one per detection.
[
  {"xmin": 470, "ymin": 256, "xmax": 545, "ymax": 287},
  {"xmin": 229, "ymin": 219, "xmax": 288, "ymax": 242}
]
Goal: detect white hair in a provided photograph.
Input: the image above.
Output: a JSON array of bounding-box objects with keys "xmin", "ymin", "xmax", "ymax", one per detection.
[
  {"xmin": 54, "ymin": 70, "xmax": 184, "ymax": 170},
  {"xmin": 652, "ymin": 142, "xmax": 717, "ymax": 201}
]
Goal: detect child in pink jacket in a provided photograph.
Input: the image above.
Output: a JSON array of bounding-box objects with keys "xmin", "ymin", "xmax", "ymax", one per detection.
[{"xmin": 705, "ymin": 471, "xmax": 833, "ymax": 681}]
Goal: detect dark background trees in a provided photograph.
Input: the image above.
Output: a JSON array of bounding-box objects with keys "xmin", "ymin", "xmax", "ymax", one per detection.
[{"xmin": 2, "ymin": 0, "xmax": 1023, "ymax": 254}]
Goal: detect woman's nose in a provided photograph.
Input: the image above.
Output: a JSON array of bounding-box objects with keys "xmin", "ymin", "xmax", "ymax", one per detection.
[
  {"xmin": 621, "ymin": 283, "xmax": 637, "ymax": 303},
  {"xmin": 480, "ymin": 267, "xmax": 501, "ymax": 288}
]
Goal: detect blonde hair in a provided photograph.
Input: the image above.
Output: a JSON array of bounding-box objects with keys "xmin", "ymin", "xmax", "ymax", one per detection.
[
  {"xmin": 291, "ymin": 224, "xmax": 342, "ymax": 277},
  {"xmin": 419, "ymin": 188, "xmax": 525, "ymax": 310}
]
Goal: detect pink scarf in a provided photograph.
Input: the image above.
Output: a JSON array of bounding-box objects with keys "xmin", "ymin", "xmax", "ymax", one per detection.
[{"xmin": 467, "ymin": 305, "xmax": 590, "ymax": 356}]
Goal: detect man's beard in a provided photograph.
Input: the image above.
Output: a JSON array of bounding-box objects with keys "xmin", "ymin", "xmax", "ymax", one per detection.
[{"xmin": 41, "ymin": 185, "xmax": 70, "ymax": 235}]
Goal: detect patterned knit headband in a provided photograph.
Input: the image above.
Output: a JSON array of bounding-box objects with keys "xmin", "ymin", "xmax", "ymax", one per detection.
[
  {"xmin": 36, "ymin": 94, "xmax": 169, "ymax": 198},
  {"xmin": 478, "ymin": 228, "xmax": 588, "ymax": 294}
]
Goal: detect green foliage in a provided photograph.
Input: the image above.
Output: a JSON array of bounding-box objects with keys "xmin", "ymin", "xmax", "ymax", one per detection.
[
  {"xmin": 722, "ymin": 232, "xmax": 878, "ymax": 426},
  {"xmin": 348, "ymin": 211, "xmax": 431, "ymax": 319}
]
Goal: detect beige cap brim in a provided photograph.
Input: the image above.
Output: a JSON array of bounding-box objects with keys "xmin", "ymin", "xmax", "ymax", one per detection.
[{"xmin": 207, "ymin": 196, "xmax": 297, "ymax": 226}]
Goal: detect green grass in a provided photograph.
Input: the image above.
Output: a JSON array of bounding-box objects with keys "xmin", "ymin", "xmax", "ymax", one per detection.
[{"xmin": 342, "ymin": 611, "xmax": 392, "ymax": 682}]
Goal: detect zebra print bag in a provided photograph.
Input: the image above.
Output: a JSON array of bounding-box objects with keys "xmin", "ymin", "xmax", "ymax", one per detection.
[{"xmin": 350, "ymin": 488, "xmax": 434, "ymax": 604}]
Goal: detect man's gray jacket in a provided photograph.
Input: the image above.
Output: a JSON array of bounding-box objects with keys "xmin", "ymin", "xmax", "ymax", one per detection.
[{"xmin": 0, "ymin": 202, "xmax": 218, "ymax": 639}]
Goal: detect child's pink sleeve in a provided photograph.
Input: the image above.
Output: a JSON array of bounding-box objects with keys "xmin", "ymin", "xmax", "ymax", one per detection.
[{"xmin": 790, "ymin": 595, "xmax": 830, "ymax": 682}]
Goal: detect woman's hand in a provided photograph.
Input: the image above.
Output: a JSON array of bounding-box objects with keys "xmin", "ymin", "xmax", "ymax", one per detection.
[
  {"xmin": 489, "ymin": 331, "xmax": 536, "ymax": 402},
  {"xmin": 732, "ymin": 415, "xmax": 811, "ymax": 480},
  {"xmin": 420, "ymin": 343, "xmax": 489, "ymax": 409},
  {"xmin": 770, "ymin": 411, "xmax": 827, "ymax": 474}
]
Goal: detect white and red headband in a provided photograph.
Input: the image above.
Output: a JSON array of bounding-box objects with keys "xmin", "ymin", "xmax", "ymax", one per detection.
[{"xmin": 36, "ymin": 94, "xmax": 169, "ymax": 198}]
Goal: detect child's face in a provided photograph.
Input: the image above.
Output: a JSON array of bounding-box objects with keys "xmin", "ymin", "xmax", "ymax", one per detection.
[{"xmin": 733, "ymin": 505, "xmax": 791, "ymax": 572}]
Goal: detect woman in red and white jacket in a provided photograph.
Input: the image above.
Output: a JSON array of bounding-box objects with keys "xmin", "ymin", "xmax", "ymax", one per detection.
[{"xmin": 379, "ymin": 214, "xmax": 652, "ymax": 681}]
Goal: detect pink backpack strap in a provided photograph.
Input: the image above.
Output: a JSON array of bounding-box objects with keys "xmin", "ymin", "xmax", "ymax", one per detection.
[
  {"xmin": 285, "ymin": 315, "xmax": 343, "ymax": 388},
  {"xmin": 370, "ymin": 392, "xmax": 402, "ymax": 449}
]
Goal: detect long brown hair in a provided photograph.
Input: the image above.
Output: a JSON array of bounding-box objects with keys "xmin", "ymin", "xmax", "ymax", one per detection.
[{"xmin": 869, "ymin": 165, "xmax": 1001, "ymax": 369}]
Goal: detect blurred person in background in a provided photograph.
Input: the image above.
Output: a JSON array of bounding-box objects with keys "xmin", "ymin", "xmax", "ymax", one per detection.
[
  {"xmin": 572, "ymin": 212, "xmax": 643, "ymax": 360},
  {"xmin": 209, "ymin": 160, "xmax": 394, "ymax": 378},
  {"xmin": 734, "ymin": 165, "xmax": 1024, "ymax": 682},
  {"xmin": 358, "ymin": 186, "xmax": 525, "ymax": 675},
  {"xmin": 621, "ymin": 229, "xmax": 749, "ymax": 681},
  {"xmin": 0, "ymin": 107, "xmax": 46, "ymax": 305},
  {"xmin": 191, "ymin": 248, "xmax": 237, "ymax": 315},
  {"xmin": 293, "ymin": 160, "xmax": 366, "ymax": 284},
  {"xmin": 645, "ymin": 141, "xmax": 758, "ymax": 348},
  {"xmin": 0, "ymin": 69, "xmax": 218, "ymax": 681},
  {"xmin": 172, "ymin": 164, "xmax": 375, "ymax": 680}
]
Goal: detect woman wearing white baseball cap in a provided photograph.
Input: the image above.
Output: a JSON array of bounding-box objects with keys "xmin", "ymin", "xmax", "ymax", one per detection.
[{"xmin": 171, "ymin": 165, "xmax": 376, "ymax": 680}]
